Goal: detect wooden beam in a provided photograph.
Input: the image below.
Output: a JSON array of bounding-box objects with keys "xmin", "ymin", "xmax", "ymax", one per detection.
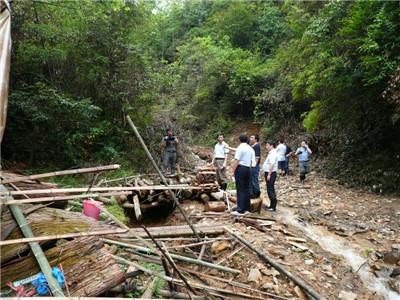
[
  {"xmin": 1, "ymin": 164, "xmax": 120, "ymax": 184},
  {"xmin": 0, "ymin": 184, "xmax": 207, "ymax": 197},
  {"xmin": 132, "ymin": 195, "xmax": 142, "ymax": 221},
  {"xmin": 0, "ymin": 228, "xmax": 127, "ymax": 246},
  {"xmin": 0, "ymin": 191, "xmax": 132, "ymax": 205}
]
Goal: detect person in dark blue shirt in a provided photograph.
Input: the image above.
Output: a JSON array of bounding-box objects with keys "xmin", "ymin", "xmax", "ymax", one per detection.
[{"xmin": 249, "ymin": 134, "xmax": 261, "ymax": 198}]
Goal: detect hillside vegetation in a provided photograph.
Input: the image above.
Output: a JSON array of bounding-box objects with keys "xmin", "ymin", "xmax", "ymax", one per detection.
[{"xmin": 4, "ymin": 0, "xmax": 400, "ymax": 192}]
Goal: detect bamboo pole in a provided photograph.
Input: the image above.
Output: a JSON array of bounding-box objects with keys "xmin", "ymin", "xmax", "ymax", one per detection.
[
  {"xmin": 1, "ymin": 164, "xmax": 121, "ymax": 184},
  {"xmin": 142, "ymin": 225, "xmax": 198, "ymax": 297},
  {"xmin": 0, "ymin": 184, "xmax": 205, "ymax": 197},
  {"xmin": 140, "ymin": 278, "xmax": 157, "ymax": 299},
  {"xmin": 0, "ymin": 228, "xmax": 127, "ymax": 246},
  {"xmin": 225, "ymin": 226, "xmax": 326, "ymax": 300},
  {"xmin": 179, "ymin": 266, "xmax": 290, "ymax": 300},
  {"xmin": 113, "ymin": 255, "xmax": 267, "ymax": 300},
  {"xmin": 0, "ymin": 191, "xmax": 132, "ymax": 205},
  {"xmin": 126, "ymin": 115, "xmax": 201, "ymax": 242},
  {"xmin": 0, "ymin": 184, "xmax": 65, "ymax": 297},
  {"xmin": 102, "ymin": 238, "xmax": 240, "ymax": 274}
]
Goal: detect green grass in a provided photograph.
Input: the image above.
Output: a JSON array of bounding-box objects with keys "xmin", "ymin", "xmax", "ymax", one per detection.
[{"xmin": 105, "ymin": 202, "xmax": 128, "ymax": 224}]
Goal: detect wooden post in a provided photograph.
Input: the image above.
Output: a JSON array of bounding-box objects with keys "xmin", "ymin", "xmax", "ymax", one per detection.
[
  {"xmin": 225, "ymin": 226, "xmax": 326, "ymax": 300},
  {"xmin": 126, "ymin": 115, "xmax": 202, "ymax": 242},
  {"xmin": 133, "ymin": 195, "xmax": 142, "ymax": 221},
  {"xmin": 1, "ymin": 164, "xmax": 120, "ymax": 184},
  {"xmin": 0, "ymin": 184, "xmax": 65, "ymax": 296}
]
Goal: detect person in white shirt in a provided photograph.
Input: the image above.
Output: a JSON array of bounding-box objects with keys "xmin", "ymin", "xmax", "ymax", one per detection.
[
  {"xmin": 275, "ymin": 139, "xmax": 287, "ymax": 176},
  {"xmin": 211, "ymin": 133, "xmax": 229, "ymax": 190},
  {"xmin": 231, "ymin": 134, "xmax": 254, "ymax": 215},
  {"xmin": 263, "ymin": 140, "xmax": 278, "ymax": 211}
]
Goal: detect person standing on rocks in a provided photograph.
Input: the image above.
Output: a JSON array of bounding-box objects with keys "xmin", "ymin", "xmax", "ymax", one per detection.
[
  {"xmin": 211, "ymin": 133, "xmax": 229, "ymax": 191},
  {"xmin": 295, "ymin": 140, "xmax": 312, "ymax": 184},
  {"xmin": 161, "ymin": 128, "xmax": 179, "ymax": 175},
  {"xmin": 263, "ymin": 140, "xmax": 278, "ymax": 212},
  {"xmin": 231, "ymin": 134, "xmax": 254, "ymax": 215},
  {"xmin": 249, "ymin": 134, "xmax": 261, "ymax": 198},
  {"xmin": 275, "ymin": 139, "xmax": 287, "ymax": 176}
]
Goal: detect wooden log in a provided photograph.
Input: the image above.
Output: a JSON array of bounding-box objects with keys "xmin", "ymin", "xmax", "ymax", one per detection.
[
  {"xmin": 1, "ymin": 164, "xmax": 121, "ymax": 184},
  {"xmin": 133, "ymin": 195, "xmax": 142, "ymax": 221},
  {"xmin": 103, "ymin": 238, "xmax": 240, "ymax": 275},
  {"xmin": 205, "ymin": 201, "xmax": 226, "ymax": 212},
  {"xmin": 0, "ymin": 228, "xmax": 127, "ymax": 246},
  {"xmin": 250, "ymin": 197, "xmax": 263, "ymax": 213},
  {"xmin": 1, "ymin": 185, "xmax": 208, "ymax": 197},
  {"xmin": 1, "ymin": 237, "xmax": 125, "ymax": 296},
  {"xmin": 210, "ymin": 191, "xmax": 224, "ymax": 201},
  {"xmin": 225, "ymin": 226, "xmax": 326, "ymax": 300}
]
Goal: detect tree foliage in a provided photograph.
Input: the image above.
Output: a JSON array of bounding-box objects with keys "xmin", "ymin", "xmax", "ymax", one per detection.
[{"xmin": 4, "ymin": 0, "xmax": 400, "ymax": 192}]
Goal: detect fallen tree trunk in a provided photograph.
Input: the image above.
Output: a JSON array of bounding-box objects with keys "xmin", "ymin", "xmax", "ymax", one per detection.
[{"xmin": 1, "ymin": 237, "xmax": 125, "ymax": 296}]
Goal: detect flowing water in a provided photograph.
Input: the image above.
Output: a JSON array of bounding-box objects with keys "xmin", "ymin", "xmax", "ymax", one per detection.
[{"xmin": 277, "ymin": 208, "xmax": 400, "ymax": 300}]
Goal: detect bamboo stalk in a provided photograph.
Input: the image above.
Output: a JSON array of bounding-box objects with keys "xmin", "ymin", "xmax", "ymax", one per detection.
[
  {"xmin": 140, "ymin": 278, "xmax": 157, "ymax": 299},
  {"xmin": 102, "ymin": 238, "xmax": 240, "ymax": 274},
  {"xmin": 113, "ymin": 255, "xmax": 267, "ymax": 300},
  {"xmin": 179, "ymin": 266, "xmax": 290, "ymax": 300},
  {"xmin": 1, "ymin": 191, "xmax": 132, "ymax": 205},
  {"xmin": 142, "ymin": 225, "xmax": 197, "ymax": 297},
  {"xmin": 1, "ymin": 164, "xmax": 121, "ymax": 184},
  {"xmin": 0, "ymin": 184, "xmax": 65, "ymax": 297},
  {"xmin": 165, "ymin": 239, "xmax": 215, "ymax": 250},
  {"xmin": 126, "ymin": 115, "xmax": 201, "ymax": 242},
  {"xmin": 0, "ymin": 184, "xmax": 206, "ymax": 197},
  {"xmin": 225, "ymin": 226, "xmax": 326, "ymax": 300},
  {"xmin": 0, "ymin": 228, "xmax": 127, "ymax": 246}
]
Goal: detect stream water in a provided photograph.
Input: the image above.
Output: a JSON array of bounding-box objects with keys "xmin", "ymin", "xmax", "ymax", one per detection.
[{"xmin": 277, "ymin": 208, "xmax": 400, "ymax": 300}]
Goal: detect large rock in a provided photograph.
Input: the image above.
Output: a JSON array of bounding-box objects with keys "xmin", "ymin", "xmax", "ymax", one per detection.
[
  {"xmin": 338, "ymin": 291, "xmax": 357, "ymax": 300},
  {"xmin": 247, "ymin": 268, "xmax": 262, "ymax": 282}
]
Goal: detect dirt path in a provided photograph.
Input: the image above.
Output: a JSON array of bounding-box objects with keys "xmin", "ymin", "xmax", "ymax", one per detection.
[{"xmin": 254, "ymin": 171, "xmax": 400, "ymax": 299}]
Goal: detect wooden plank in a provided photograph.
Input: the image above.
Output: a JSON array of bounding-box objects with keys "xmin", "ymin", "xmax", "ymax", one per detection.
[
  {"xmin": 1, "ymin": 191, "xmax": 132, "ymax": 205},
  {"xmin": 119, "ymin": 223, "xmax": 225, "ymax": 239},
  {"xmin": 0, "ymin": 185, "xmax": 211, "ymax": 197},
  {"xmin": 133, "ymin": 195, "xmax": 142, "ymax": 221},
  {"xmin": 1, "ymin": 164, "xmax": 120, "ymax": 184}
]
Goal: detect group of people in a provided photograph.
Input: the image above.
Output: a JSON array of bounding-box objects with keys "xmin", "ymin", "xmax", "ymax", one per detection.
[
  {"xmin": 212, "ymin": 133, "xmax": 312, "ymax": 215},
  {"xmin": 159, "ymin": 127, "xmax": 313, "ymax": 215}
]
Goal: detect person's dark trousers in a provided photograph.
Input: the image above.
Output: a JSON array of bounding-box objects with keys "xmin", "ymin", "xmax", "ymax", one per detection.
[
  {"xmin": 284, "ymin": 157, "xmax": 289, "ymax": 175},
  {"xmin": 265, "ymin": 171, "xmax": 277, "ymax": 209},
  {"xmin": 235, "ymin": 165, "xmax": 251, "ymax": 213},
  {"xmin": 163, "ymin": 151, "xmax": 177, "ymax": 174},
  {"xmin": 250, "ymin": 164, "xmax": 260, "ymax": 198}
]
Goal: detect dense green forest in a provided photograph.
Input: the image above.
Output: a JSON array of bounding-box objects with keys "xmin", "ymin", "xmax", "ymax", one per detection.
[{"xmin": 3, "ymin": 0, "xmax": 400, "ymax": 192}]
